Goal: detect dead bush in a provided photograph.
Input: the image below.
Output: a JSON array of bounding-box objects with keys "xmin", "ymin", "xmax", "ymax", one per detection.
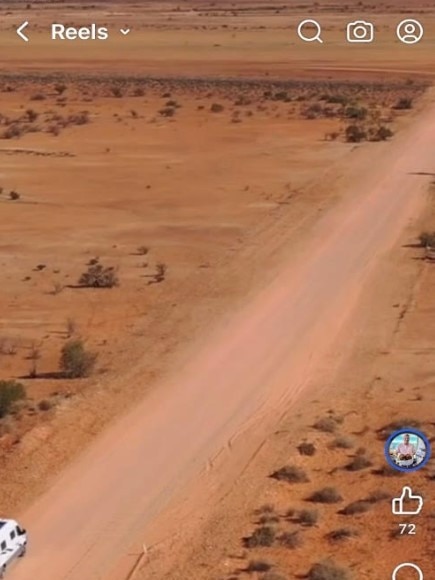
[
  {"xmin": 78, "ymin": 263, "xmax": 119, "ymax": 288},
  {"xmin": 59, "ymin": 339, "xmax": 97, "ymax": 378},
  {"xmin": 271, "ymin": 465, "xmax": 309, "ymax": 483}
]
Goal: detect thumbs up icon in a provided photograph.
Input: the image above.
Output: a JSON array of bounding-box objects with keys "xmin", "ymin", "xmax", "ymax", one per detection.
[{"xmin": 392, "ymin": 486, "xmax": 423, "ymax": 516}]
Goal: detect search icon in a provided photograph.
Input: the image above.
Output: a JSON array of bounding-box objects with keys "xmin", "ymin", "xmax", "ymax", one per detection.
[{"xmin": 297, "ymin": 19, "xmax": 323, "ymax": 43}]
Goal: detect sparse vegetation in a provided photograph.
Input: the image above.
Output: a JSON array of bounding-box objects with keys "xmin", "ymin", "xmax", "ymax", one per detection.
[
  {"xmin": 244, "ymin": 525, "xmax": 276, "ymax": 548},
  {"xmin": 341, "ymin": 500, "xmax": 371, "ymax": 515},
  {"xmin": 394, "ymin": 97, "xmax": 413, "ymax": 110},
  {"xmin": 0, "ymin": 380, "xmax": 26, "ymax": 418},
  {"xmin": 210, "ymin": 103, "xmax": 224, "ymax": 113},
  {"xmin": 78, "ymin": 262, "xmax": 119, "ymax": 288},
  {"xmin": 278, "ymin": 531, "xmax": 302, "ymax": 549},
  {"xmin": 59, "ymin": 339, "xmax": 97, "ymax": 379},
  {"xmin": 297, "ymin": 441, "xmax": 316, "ymax": 456},
  {"xmin": 345, "ymin": 455, "xmax": 372, "ymax": 471},
  {"xmin": 331, "ymin": 435, "xmax": 355, "ymax": 449},
  {"xmin": 327, "ymin": 528, "xmax": 359, "ymax": 542},
  {"xmin": 246, "ymin": 560, "xmax": 272, "ymax": 573},
  {"xmin": 313, "ymin": 416, "xmax": 340, "ymax": 433},
  {"xmin": 298, "ymin": 509, "xmax": 319, "ymax": 527},
  {"xmin": 271, "ymin": 465, "xmax": 309, "ymax": 483},
  {"xmin": 345, "ymin": 124, "xmax": 367, "ymax": 143},
  {"xmin": 307, "ymin": 560, "xmax": 351, "ymax": 580},
  {"xmin": 9, "ymin": 190, "xmax": 20, "ymax": 201},
  {"xmin": 418, "ymin": 231, "xmax": 435, "ymax": 247},
  {"xmin": 308, "ymin": 487, "xmax": 342, "ymax": 504}
]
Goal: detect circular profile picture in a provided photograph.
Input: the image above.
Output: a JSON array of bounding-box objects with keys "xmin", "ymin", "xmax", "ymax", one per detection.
[{"xmin": 385, "ymin": 429, "xmax": 431, "ymax": 472}]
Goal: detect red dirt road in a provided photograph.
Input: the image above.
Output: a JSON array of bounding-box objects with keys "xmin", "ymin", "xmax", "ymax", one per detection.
[{"xmin": 8, "ymin": 101, "xmax": 435, "ymax": 580}]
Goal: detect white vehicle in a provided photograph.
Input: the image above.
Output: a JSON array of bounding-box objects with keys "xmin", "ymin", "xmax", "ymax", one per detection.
[{"xmin": 0, "ymin": 519, "xmax": 27, "ymax": 578}]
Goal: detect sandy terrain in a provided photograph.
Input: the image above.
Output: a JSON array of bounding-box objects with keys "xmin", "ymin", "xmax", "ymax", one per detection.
[
  {"xmin": 0, "ymin": 1, "xmax": 434, "ymax": 580},
  {"xmin": 6, "ymin": 87, "xmax": 435, "ymax": 580}
]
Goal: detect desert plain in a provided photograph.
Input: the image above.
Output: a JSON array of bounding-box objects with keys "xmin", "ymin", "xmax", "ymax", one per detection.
[{"xmin": 0, "ymin": 1, "xmax": 435, "ymax": 580}]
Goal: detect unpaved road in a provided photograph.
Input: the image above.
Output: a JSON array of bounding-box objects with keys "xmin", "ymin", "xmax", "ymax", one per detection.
[{"xmin": 8, "ymin": 100, "xmax": 435, "ymax": 580}]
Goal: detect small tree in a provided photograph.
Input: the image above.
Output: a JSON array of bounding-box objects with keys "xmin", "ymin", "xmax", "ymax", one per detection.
[
  {"xmin": 59, "ymin": 339, "xmax": 97, "ymax": 378},
  {"xmin": 0, "ymin": 380, "xmax": 26, "ymax": 418}
]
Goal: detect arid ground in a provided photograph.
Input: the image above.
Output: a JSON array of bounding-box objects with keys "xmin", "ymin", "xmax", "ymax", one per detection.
[{"xmin": 1, "ymin": 2, "xmax": 435, "ymax": 580}]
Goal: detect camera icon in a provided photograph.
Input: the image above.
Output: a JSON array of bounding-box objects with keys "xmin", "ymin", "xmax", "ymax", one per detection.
[{"xmin": 346, "ymin": 20, "xmax": 374, "ymax": 43}]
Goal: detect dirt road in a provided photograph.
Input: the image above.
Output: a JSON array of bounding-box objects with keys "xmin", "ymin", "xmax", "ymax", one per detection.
[{"xmin": 8, "ymin": 100, "xmax": 435, "ymax": 580}]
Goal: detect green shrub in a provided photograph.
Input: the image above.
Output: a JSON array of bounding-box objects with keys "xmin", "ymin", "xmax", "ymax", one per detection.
[
  {"xmin": 59, "ymin": 339, "xmax": 97, "ymax": 378},
  {"xmin": 0, "ymin": 380, "xmax": 26, "ymax": 418}
]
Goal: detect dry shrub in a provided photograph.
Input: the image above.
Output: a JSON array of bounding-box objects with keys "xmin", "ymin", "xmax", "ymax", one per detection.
[
  {"xmin": 278, "ymin": 531, "xmax": 303, "ymax": 549},
  {"xmin": 78, "ymin": 263, "xmax": 119, "ymax": 288},
  {"xmin": 244, "ymin": 525, "xmax": 276, "ymax": 548},
  {"xmin": 327, "ymin": 528, "xmax": 359, "ymax": 542},
  {"xmin": 341, "ymin": 500, "xmax": 371, "ymax": 515},
  {"xmin": 271, "ymin": 465, "xmax": 309, "ymax": 483},
  {"xmin": 345, "ymin": 455, "xmax": 372, "ymax": 471},
  {"xmin": 298, "ymin": 509, "xmax": 318, "ymax": 526},
  {"xmin": 297, "ymin": 441, "xmax": 316, "ymax": 456},
  {"xmin": 308, "ymin": 487, "xmax": 342, "ymax": 504},
  {"xmin": 308, "ymin": 560, "xmax": 351, "ymax": 580}
]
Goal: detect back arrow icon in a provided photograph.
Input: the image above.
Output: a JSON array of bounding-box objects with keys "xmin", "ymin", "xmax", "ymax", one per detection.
[{"xmin": 17, "ymin": 21, "xmax": 29, "ymax": 42}]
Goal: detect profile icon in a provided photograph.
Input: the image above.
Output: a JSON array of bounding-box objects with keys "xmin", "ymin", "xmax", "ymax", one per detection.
[
  {"xmin": 385, "ymin": 429, "xmax": 430, "ymax": 472},
  {"xmin": 397, "ymin": 19, "xmax": 424, "ymax": 45}
]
